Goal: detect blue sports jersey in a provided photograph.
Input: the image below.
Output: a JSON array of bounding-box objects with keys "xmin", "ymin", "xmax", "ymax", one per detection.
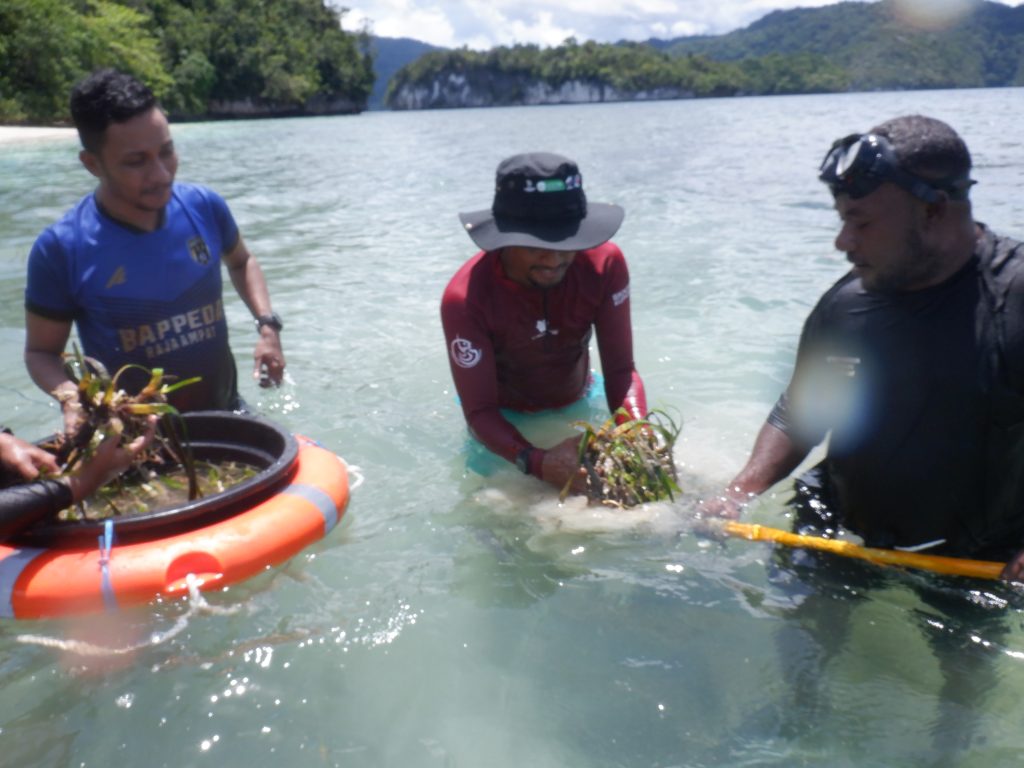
[{"xmin": 26, "ymin": 182, "xmax": 240, "ymax": 411}]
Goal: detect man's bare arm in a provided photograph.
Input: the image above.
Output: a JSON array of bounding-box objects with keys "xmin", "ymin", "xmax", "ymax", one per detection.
[{"xmin": 24, "ymin": 311, "xmax": 81, "ymax": 433}]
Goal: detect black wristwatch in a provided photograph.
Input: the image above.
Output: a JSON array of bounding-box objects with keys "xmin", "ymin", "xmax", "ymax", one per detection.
[
  {"xmin": 515, "ymin": 448, "xmax": 533, "ymax": 475},
  {"xmin": 254, "ymin": 313, "xmax": 283, "ymax": 332}
]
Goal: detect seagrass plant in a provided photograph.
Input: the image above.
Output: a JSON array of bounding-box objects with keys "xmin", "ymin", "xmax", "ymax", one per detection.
[
  {"xmin": 48, "ymin": 346, "xmax": 202, "ymax": 506},
  {"xmin": 561, "ymin": 408, "xmax": 682, "ymax": 507}
]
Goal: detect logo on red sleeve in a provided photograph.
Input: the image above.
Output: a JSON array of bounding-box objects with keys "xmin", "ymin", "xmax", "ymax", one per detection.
[{"xmin": 450, "ymin": 336, "xmax": 482, "ymax": 368}]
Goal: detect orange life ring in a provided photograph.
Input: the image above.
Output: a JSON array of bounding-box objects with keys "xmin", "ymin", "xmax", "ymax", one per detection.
[{"xmin": 0, "ymin": 436, "xmax": 349, "ymax": 620}]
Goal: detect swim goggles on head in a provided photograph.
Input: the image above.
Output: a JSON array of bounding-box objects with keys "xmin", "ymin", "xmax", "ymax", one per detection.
[{"xmin": 818, "ymin": 133, "xmax": 973, "ymax": 202}]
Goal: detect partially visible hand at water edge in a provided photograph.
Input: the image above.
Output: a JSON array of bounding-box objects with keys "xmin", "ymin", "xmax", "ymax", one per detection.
[
  {"xmin": 540, "ymin": 436, "xmax": 588, "ymax": 496},
  {"xmin": 697, "ymin": 487, "xmax": 753, "ymax": 520},
  {"xmin": 1000, "ymin": 548, "xmax": 1024, "ymax": 583},
  {"xmin": 254, "ymin": 329, "xmax": 286, "ymax": 387}
]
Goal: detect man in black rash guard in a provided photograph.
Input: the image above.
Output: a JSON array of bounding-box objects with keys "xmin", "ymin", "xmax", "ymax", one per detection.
[
  {"xmin": 0, "ymin": 420, "xmax": 154, "ymax": 539},
  {"xmin": 705, "ymin": 115, "xmax": 1024, "ymax": 750},
  {"xmin": 708, "ymin": 115, "xmax": 1024, "ymax": 579}
]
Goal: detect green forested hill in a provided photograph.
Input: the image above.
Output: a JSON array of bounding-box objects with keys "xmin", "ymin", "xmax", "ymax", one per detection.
[
  {"xmin": 368, "ymin": 37, "xmax": 442, "ymax": 109},
  {"xmin": 386, "ymin": 0, "xmax": 1024, "ymax": 110},
  {"xmin": 0, "ymin": 0, "xmax": 375, "ymax": 124},
  {"xmin": 385, "ymin": 40, "xmax": 849, "ymax": 109},
  {"xmin": 659, "ymin": 0, "xmax": 1024, "ymax": 90}
]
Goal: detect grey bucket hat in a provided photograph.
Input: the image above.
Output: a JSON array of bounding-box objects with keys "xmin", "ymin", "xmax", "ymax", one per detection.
[{"xmin": 458, "ymin": 152, "xmax": 624, "ymax": 252}]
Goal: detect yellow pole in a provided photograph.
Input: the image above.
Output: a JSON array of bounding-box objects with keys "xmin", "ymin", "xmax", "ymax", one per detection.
[{"xmin": 718, "ymin": 521, "xmax": 1005, "ymax": 581}]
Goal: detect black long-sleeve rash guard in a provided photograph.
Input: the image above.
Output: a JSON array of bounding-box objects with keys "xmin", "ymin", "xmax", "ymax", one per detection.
[{"xmin": 0, "ymin": 465, "xmax": 71, "ymax": 539}]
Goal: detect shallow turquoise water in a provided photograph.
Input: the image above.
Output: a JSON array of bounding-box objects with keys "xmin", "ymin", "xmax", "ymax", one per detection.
[{"xmin": 1, "ymin": 89, "xmax": 1024, "ymax": 766}]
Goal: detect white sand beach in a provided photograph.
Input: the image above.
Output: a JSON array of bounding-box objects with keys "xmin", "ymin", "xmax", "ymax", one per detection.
[{"xmin": 0, "ymin": 126, "xmax": 75, "ymax": 145}]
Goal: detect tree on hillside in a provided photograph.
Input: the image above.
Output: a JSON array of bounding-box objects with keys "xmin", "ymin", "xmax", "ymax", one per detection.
[
  {"xmin": 0, "ymin": 0, "xmax": 168, "ymax": 123},
  {"xmin": 385, "ymin": 40, "xmax": 850, "ymax": 108},
  {"xmin": 664, "ymin": 0, "xmax": 1024, "ymax": 90},
  {"xmin": 149, "ymin": 0, "xmax": 374, "ymax": 114},
  {"xmin": 0, "ymin": 0, "xmax": 373, "ymax": 124}
]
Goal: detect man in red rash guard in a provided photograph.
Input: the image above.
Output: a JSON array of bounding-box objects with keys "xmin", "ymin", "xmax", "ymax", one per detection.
[{"xmin": 441, "ymin": 152, "xmax": 647, "ymax": 494}]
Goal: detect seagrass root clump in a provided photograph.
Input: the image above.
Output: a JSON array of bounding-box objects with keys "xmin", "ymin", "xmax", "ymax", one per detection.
[
  {"xmin": 561, "ymin": 408, "xmax": 682, "ymax": 507},
  {"xmin": 42, "ymin": 346, "xmax": 204, "ymax": 518}
]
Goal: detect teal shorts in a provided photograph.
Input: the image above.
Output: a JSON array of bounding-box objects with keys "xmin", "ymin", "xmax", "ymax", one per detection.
[{"xmin": 464, "ymin": 372, "xmax": 608, "ymax": 477}]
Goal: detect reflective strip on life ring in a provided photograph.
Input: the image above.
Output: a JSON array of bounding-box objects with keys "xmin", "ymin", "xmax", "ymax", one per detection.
[
  {"xmin": 282, "ymin": 484, "xmax": 342, "ymax": 533},
  {"xmin": 0, "ymin": 439, "xmax": 350, "ymax": 620},
  {"xmin": 0, "ymin": 547, "xmax": 44, "ymax": 619}
]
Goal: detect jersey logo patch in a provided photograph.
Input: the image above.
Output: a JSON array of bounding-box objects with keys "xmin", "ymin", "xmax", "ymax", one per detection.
[
  {"xmin": 612, "ymin": 285, "xmax": 630, "ymax": 307},
  {"xmin": 105, "ymin": 265, "xmax": 127, "ymax": 290},
  {"xmin": 188, "ymin": 236, "xmax": 211, "ymax": 265},
  {"xmin": 450, "ymin": 336, "xmax": 482, "ymax": 368},
  {"xmin": 532, "ymin": 319, "xmax": 559, "ymax": 340}
]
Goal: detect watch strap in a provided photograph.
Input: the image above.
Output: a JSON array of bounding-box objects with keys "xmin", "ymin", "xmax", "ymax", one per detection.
[
  {"xmin": 255, "ymin": 313, "xmax": 283, "ymax": 332},
  {"xmin": 515, "ymin": 448, "xmax": 533, "ymax": 475}
]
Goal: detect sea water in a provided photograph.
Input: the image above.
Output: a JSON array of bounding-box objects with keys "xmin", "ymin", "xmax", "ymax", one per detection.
[{"xmin": 1, "ymin": 88, "xmax": 1023, "ymax": 766}]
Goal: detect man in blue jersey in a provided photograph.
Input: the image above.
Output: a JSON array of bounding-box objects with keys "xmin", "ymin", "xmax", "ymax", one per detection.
[{"xmin": 24, "ymin": 69, "xmax": 286, "ymax": 433}]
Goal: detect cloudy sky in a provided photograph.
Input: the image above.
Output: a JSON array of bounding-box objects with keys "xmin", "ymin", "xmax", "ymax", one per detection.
[{"xmin": 339, "ymin": 0, "xmax": 1024, "ymax": 49}]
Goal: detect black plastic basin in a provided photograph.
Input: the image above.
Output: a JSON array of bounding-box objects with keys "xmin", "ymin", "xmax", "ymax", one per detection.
[{"xmin": 16, "ymin": 411, "xmax": 299, "ymax": 547}]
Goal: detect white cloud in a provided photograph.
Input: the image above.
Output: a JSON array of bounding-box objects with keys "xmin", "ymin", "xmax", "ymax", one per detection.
[
  {"xmin": 347, "ymin": 2, "xmax": 459, "ymax": 46},
  {"xmin": 668, "ymin": 19, "xmax": 709, "ymax": 37},
  {"xmin": 341, "ymin": 0, "xmax": 1024, "ymax": 48},
  {"xmin": 504, "ymin": 10, "xmax": 578, "ymax": 47}
]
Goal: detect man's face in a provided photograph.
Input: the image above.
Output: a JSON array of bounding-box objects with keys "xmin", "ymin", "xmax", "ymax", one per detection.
[
  {"xmin": 82, "ymin": 107, "xmax": 178, "ymax": 222},
  {"xmin": 500, "ymin": 246, "xmax": 577, "ymax": 288},
  {"xmin": 832, "ymin": 183, "xmax": 937, "ymax": 293}
]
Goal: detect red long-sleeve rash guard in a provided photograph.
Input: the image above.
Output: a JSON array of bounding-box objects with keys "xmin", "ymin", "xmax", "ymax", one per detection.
[{"xmin": 441, "ymin": 242, "xmax": 647, "ymax": 468}]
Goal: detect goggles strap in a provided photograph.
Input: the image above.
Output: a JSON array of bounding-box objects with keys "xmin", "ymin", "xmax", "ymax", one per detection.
[{"xmin": 820, "ymin": 132, "xmax": 973, "ymax": 203}]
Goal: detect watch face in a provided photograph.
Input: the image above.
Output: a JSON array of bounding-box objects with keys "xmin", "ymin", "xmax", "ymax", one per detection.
[{"xmin": 257, "ymin": 313, "xmax": 283, "ymax": 331}]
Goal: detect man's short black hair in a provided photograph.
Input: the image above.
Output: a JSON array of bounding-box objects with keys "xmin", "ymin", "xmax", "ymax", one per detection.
[
  {"xmin": 871, "ymin": 114, "xmax": 972, "ymax": 189},
  {"xmin": 70, "ymin": 69, "xmax": 157, "ymax": 153}
]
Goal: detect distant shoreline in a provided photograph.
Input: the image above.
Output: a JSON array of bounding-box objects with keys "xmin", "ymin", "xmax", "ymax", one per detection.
[{"xmin": 0, "ymin": 126, "xmax": 75, "ymax": 146}]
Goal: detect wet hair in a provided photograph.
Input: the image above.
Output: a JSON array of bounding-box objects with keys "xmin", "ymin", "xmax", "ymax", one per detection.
[
  {"xmin": 70, "ymin": 69, "xmax": 157, "ymax": 153},
  {"xmin": 871, "ymin": 114, "xmax": 972, "ymax": 191}
]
